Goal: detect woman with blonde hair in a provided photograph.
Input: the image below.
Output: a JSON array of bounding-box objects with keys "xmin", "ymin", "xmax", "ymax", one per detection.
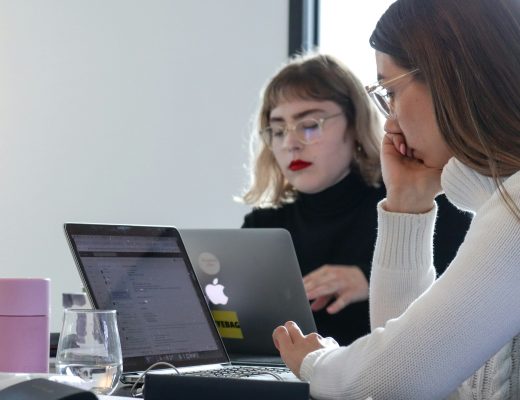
[{"xmin": 242, "ymin": 53, "xmax": 468, "ymax": 346}]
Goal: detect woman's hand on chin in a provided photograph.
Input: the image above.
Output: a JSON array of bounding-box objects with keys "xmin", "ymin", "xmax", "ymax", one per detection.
[{"xmin": 381, "ymin": 132, "xmax": 443, "ymax": 214}]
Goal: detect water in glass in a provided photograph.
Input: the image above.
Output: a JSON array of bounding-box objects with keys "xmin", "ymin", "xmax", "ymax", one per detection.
[{"xmin": 56, "ymin": 309, "xmax": 123, "ymax": 395}]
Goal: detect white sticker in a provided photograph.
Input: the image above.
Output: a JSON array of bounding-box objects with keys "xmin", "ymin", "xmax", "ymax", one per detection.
[{"xmin": 198, "ymin": 252, "xmax": 220, "ymax": 275}]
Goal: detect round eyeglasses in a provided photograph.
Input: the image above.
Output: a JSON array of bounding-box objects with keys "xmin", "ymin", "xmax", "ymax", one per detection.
[
  {"xmin": 365, "ymin": 68, "xmax": 419, "ymax": 118},
  {"xmin": 260, "ymin": 112, "xmax": 344, "ymax": 149}
]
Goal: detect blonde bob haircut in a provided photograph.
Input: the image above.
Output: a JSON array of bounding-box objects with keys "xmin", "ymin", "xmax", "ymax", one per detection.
[{"xmin": 242, "ymin": 53, "xmax": 382, "ymax": 208}]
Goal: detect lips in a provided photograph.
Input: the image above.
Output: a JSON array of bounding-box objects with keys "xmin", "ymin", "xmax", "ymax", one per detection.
[{"xmin": 289, "ymin": 160, "xmax": 312, "ymax": 171}]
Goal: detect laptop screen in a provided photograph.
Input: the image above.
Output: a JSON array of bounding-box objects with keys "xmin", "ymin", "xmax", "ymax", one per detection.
[{"xmin": 64, "ymin": 223, "xmax": 229, "ymax": 372}]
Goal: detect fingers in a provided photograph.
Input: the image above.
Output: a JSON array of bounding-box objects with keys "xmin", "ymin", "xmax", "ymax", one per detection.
[
  {"xmin": 272, "ymin": 325, "xmax": 290, "ymax": 351},
  {"xmin": 303, "ymin": 267, "xmax": 328, "ymax": 291},
  {"xmin": 326, "ymin": 295, "xmax": 351, "ymax": 314},
  {"xmin": 285, "ymin": 320, "xmax": 305, "ymax": 341},
  {"xmin": 385, "ymin": 133, "xmax": 421, "ymax": 160},
  {"xmin": 304, "ymin": 265, "xmax": 344, "ymax": 296},
  {"xmin": 312, "ymin": 293, "xmax": 353, "ymax": 314},
  {"xmin": 305, "ymin": 267, "xmax": 365, "ymax": 299},
  {"xmin": 384, "ymin": 132, "xmax": 407, "ymax": 156},
  {"xmin": 304, "ymin": 266, "xmax": 369, "ymax": 314},
  {"xmin": 272, "ymin": 321, "xmax": 305, "ymax": 350},
  {"xmin": 307, "ymin": 281, "xmax": 337, "ymax": 300},
  {"xmin": 310, "ymin": 295, "xmax": 332, "ymax": 311},
  {"xmin": 272, "ymin": 323, "xmax": 330, "ymax": 379}
]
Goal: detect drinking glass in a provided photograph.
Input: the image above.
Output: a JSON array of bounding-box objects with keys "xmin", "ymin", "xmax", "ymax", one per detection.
[{"xmin": 56, "ymin": 309, "xmax": 123, "ymax": 395}]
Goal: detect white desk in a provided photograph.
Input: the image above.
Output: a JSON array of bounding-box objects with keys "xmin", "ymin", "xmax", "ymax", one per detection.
[{"xmin": 0, "ymin": 372, "xmax": 133, "ymax": 398}]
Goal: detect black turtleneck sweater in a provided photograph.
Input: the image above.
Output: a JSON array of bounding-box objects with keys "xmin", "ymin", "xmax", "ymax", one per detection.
[{"xmin": 242, "ymin": 171, "xmax": 471, "ymax": 346}]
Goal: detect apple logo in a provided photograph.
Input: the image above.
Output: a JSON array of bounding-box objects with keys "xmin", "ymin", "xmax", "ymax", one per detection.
[{"xmin": 205, "ymin": 278, "xmax": 229, "ymax": 305}]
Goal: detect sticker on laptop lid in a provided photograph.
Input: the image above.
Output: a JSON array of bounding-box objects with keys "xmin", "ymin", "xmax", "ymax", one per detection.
[
  {"xmin": 211, "ymin": 310, "xmax": 243, "ymax": 339},
  {"xmin": 198, "ymin": 252, "xmax": 220, "ymax": 275}
]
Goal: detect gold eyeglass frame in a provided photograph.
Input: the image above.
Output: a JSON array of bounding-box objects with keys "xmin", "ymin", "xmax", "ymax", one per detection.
[
  {"xmin": 365, "ymin": 68, "xmax": 420, "ymax": 118},
  {"xmin": 260, "ymin": 112, "xmax": 344, "ymax": 148}
]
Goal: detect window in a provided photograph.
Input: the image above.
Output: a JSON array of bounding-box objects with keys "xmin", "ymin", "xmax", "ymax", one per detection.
[
  {"xmin": 319, "ymin": 0, "xmax": 395, "ymax": 84},
  {"xmin": 288, "ymin": 0, "xmax": 319, "ymax": 56},
  {"xmin": 288, "ymin": 0, "xmax": 395, "ymax": 83}
]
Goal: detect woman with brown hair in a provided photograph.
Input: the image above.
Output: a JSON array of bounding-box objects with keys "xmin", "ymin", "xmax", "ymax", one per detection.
[
  {"xmin": 242, "ymin": 53, "xmax": 469, "ymax": 346},
  {"xmin": 273, "ymin": 0, "xmax": 520, "ymax": 398}
]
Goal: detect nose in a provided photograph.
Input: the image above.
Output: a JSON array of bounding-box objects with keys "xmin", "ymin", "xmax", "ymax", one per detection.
[
  {"xmin": 281, "ymin": 128, "xmax": 303, "ymax": 151},
  {"xmin": 383, "ymin": 114, "xmax": 402, "ymax": 134}
]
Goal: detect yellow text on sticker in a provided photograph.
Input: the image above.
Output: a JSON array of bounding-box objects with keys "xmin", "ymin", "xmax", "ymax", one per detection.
[{"xmin": 211, "ymin": 310, "xmax": 243, "ymax": 339}]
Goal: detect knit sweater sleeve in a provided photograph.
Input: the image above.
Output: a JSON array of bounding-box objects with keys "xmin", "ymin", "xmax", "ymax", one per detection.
[
  {"xmin": 299, "ymin": 179, "xmax": 520, "ymax": 399},
  {"xmin": 369, "ymin": 201, "xmax": 437, "ymax": 329}
]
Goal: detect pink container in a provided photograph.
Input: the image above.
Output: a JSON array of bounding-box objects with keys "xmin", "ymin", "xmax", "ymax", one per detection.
[{"xmin": 0, "ymin": 278, "xmax": 50, "ymax": 373}]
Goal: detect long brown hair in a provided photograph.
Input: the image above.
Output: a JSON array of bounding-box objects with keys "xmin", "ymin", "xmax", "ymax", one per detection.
[
  {"xmin": 370, "ymin": 0, "xmax": 520, "ymax": 218},
  {"xmin": 242, "ymin": 53, "xmax": 382, "ymax": 207}
]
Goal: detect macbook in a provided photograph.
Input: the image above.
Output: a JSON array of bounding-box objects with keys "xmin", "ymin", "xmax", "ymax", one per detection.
[
  {"xmin": 63, "ymin": 223, "xmax": 299, "ymax": 384},
  {"xmin": 179, "ymin": 228, "xmax": 316, "ymax": 363}
]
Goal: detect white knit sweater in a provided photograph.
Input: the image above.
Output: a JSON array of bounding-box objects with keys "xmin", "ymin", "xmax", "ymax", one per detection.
[{"xmin": 299, "ymin": 158, "xmax": 520, "ymax": 399}]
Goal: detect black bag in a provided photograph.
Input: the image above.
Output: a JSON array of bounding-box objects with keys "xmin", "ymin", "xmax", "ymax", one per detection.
[
  {"xmin": 144, "ymin": 374, "xmax": 310, "ymax": 400},
  {"xmin": 0, "ymin": 378, "xmax": 96, "ymax": 400}
]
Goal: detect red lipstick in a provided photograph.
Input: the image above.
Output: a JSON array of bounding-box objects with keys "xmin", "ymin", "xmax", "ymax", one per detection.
[{"xmin": 289, "ymin": 160, "xmax": 312, "ymax": 171}]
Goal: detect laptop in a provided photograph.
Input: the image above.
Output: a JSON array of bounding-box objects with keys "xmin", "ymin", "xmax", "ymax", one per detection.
[
  {"xmin": 63, "ymin": 223, "xmax": 300, "ymax": 384},
  {"xmin": 179, "ymin": 228, "xmax": 316, "ymax": 364}
]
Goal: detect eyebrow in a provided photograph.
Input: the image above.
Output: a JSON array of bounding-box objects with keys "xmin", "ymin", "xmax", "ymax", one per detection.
[{"xmin": 269, "ymin": 108, "xmax": 326, "ymax": 123}]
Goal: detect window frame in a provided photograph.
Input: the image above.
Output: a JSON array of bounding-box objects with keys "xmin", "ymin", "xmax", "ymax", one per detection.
[{"xmin": 288, "ymin": 0, "xmax": 319, "ymax": 56}]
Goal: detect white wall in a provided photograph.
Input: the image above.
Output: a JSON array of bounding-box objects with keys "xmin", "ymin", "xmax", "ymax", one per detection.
[{"xmin": 0, "ymin": 0, "xmax": 288, "ymax": 331}]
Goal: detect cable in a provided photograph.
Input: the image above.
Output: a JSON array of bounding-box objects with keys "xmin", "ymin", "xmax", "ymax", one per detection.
[
  {"xmin": 130, "ymin": 361, "xmax": 179, "ymax": 397},
  {"xmin": 242, "ymin": 370, "xmax": 283, "ymax": 381}
]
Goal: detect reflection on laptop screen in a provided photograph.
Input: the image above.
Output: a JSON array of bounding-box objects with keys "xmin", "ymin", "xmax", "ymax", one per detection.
[{"xmin": 66, "ymin": 225, "xmax": 227, "ymax": 372}]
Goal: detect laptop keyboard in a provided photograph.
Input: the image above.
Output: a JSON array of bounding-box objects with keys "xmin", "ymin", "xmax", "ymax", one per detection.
[{"xmin": 182, "ymin": 365, "xmax": 292, "ymax": 380}]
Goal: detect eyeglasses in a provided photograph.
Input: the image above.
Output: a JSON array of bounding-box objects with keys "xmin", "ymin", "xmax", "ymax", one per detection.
[
  {"xmin": 260, "ymin": 112, "xmax": 344, "ymax": 149},
  {"xmin": 365, "ymin": 68, "xmax": 419, "ymax": 118}
]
